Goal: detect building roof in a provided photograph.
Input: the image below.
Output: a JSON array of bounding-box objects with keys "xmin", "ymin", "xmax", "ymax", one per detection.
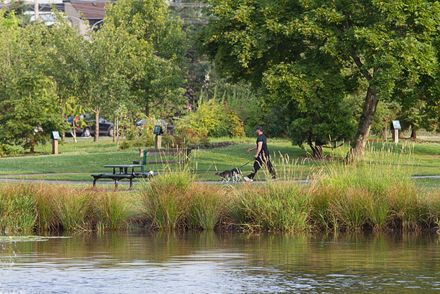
[{"xmin": 70, "ymin": 1, "xmax": 107, "ymax": 19}]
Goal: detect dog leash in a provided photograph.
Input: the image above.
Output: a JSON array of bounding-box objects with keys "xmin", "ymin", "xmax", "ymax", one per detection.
[{"xmin": 239, "ymin": 160, "xmax": 252, "ymax": 169}]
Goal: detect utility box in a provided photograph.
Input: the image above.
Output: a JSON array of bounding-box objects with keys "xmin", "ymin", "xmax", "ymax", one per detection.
[
  {"xmin": 51, "ymin": 131, "xmax": 60, "ymax": 154},
  {"xmin": 391, "ymin": 120, "xmax": 401, "ymax": 143}
]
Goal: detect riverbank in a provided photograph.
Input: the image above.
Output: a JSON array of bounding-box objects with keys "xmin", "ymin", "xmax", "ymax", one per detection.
[{"xmin": 2, "ymin": 159, "xmax": 440, "ymax": 233}]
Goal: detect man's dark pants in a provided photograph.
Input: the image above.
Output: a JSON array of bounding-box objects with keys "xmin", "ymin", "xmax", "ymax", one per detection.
[{"xmin": 248, "ymin": 151, "xmax": 276, "ymax": 179}]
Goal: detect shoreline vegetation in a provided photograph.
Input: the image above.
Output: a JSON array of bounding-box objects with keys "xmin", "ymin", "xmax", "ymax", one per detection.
[{"xmin": 2, "ymin": 144, "xmax": 440, "ymax": 234}]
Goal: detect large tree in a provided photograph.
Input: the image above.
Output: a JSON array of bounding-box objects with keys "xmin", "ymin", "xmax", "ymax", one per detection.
[
  {"xmin": 105, "ymin": 0, "xmax": 189, "ymax": 117},
  {"xmin": 0, "ymin": 75, "xmax": 66, "ymax": 152},
  {"xmin": 200, "ymin": 0, "xmax": 440, "ymax": 160},
  {"xmin": 262, "ymin": 55, "xmax": 358, "ymax": 158},
  {"xmin": 0, "ymin": 12, "xmax": 66, "ymax": 152},
  {"xmin": 44, "ymin": 13, "xmax": 139, "ymax": 142}
]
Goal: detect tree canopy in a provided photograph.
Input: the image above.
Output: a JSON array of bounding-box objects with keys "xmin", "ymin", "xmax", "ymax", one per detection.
[
  {"xmin": 200, "ymin": 0, "xmax": 440, "ymax": 160},
  {"xmin": 105, "ymin": 0, "xmax": 189, "ymax": 117},
  {"xmin": 0, "ymin": 11, "xmax": 66, "ymax": 151}
]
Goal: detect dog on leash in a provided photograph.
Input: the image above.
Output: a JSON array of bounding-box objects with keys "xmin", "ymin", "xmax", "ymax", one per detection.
[{"xmin": 215, "ymin": 168, "xmax": 242, "ymax": 183}]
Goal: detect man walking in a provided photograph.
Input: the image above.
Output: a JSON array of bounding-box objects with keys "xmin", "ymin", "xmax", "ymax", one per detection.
[{"xmin": 243, "ymin": 126, "xmax": 276, "ymax": 182}]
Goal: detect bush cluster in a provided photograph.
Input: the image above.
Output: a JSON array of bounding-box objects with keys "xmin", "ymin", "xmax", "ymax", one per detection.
[
  {"xmin": 120, "ymin": 124, "xmax": 210, "ymax": 149},
  {"xmin": 179, "ymin": 99, "xmax": 244, "ymax": 138}
]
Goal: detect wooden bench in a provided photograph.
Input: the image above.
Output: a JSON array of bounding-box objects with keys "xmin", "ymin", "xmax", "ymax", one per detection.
[
  {"xmin": 91, "ymin": 164, "xmax": 158, "ymax": 190},
  {"xmin": 133, "ymin": 148, "xmax": 191, "ymax": 165}
]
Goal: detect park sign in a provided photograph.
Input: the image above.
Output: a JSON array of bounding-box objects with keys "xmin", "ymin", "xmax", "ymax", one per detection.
[
  {"xmin": 51, "ymin": 131, "xmax": 60, "ymax": 140},
  {"xmin": 392, "ymin": 120, "xmax": 401, "ymax": 130},
  {"xmin": 152, "ymin": 125, "xmax": 163, "ymax": 135}
]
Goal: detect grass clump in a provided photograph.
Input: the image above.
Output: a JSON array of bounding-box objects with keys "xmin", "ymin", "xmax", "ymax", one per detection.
[
  {"xmin": 0, "ymin": 182, "xmax": 132, "ymax": 233},
  {"xmin": 52, "ymin": 188, "xmax": 95, "ymax": 231},
  {"xmin": 140, "ymin": 169, "xmax": 193, "ymax": 230},
  {"xmin": 139, "ymin": 167, "xmax": 226, "ymax": 231},
  {"xmin": 229, "ymin": 182, "xmax": 311, "ymax": 232},
  {"xmin": 0, "ymin": 183, "xmax": 36, "ymax": 232},
  {"xmin": 95, "ymin": 192, "xmax": 131, "ymax": 230},
  {"xmin": 313, "ymin": 159, "xmax": 421, "ymax": 231},
  {"xmin": 185, "ymin": 184, "xmax": 225, "ymax": 230}
]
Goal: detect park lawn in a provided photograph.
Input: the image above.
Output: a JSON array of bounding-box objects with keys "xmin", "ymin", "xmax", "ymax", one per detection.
[
  {"xmin": 0, "ymin": 136, "xmax": 440, "ymax": 184},
  {"xmin": 0, "ymin": 137, "xmax": 319, "ymax": 181}
]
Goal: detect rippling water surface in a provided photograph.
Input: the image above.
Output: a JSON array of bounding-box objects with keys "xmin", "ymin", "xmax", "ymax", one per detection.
[{"xmin": 1, "ymin": 231, "xmax": 440, "ymax": 293}]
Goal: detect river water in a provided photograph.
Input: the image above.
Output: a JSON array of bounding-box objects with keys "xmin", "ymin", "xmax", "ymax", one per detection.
[{"xmin": 1, "ymin": 230, "xmax": 440, "ymax": 293}]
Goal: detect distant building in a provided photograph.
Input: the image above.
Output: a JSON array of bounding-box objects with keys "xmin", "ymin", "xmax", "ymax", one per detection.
[
  {"xmin": 0, "ymin": 0, "xmax": 108, "ymax": 34},
  {"xmin": 65, "ymin": 0, "xmax": 107, "ymax": 34}
]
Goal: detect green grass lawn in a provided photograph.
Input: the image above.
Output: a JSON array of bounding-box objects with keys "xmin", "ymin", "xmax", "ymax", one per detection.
[{"xmin": 1, "ymin": 136, "xmax": 440, "ymax": 188}]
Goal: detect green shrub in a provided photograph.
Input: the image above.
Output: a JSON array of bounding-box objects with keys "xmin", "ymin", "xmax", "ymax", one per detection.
[
  {"xmin": 180, "ymin": 99, "xmax": 244, "ymax": 138},
  {"xmin": 0, "ymin": 144, "xmax": 25, "ymax": 157},
  {"xmin": 172, "ymin": 126, "xmax": 201, "ymax": 148},
  {"xmin": 119, "ymin": 139, "xmax": 131, "ymax": 150}
]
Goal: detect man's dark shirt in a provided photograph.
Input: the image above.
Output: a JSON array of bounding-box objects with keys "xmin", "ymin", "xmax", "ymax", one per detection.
[{"xmin": 256, "ymin": 134, "xmax": 269, "ymax": 155}]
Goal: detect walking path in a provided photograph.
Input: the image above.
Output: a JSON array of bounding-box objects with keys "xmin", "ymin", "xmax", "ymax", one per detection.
[{"xmin": 0, "ymin": 173, "xmax": 437, "ymax": 186}]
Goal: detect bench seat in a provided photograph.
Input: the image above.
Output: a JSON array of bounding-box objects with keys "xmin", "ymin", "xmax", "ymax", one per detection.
[
  {"xmin": 92, "ymin": 172, "xmax": 159, "ymax": 190},
  {"xmin": 92, "ymin": 173, "xmax": 136, "ymax": 190}
]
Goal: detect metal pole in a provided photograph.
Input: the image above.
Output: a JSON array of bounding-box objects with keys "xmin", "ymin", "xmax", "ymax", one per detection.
[
  {"xmin": 35, "ymin": 0, "xmax": 39, "ymax": 21},
  {"xmin": 91, "ymin": 19, "xmax": 104, "ymax": 30}
]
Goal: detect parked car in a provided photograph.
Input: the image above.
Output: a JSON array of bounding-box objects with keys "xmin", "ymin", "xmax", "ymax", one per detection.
[
  {"xmin": 66, "ymin": 114, "xmax": 114, "ymax": 137},
  {"xmin": 136, "ymin": 119, "xmax": 175, "ymax": 134}
]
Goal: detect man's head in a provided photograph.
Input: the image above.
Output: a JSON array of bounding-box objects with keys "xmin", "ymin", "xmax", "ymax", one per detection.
[{"xmin": 255, "ymin": 126, "xmax": 263, "ymax": 135}]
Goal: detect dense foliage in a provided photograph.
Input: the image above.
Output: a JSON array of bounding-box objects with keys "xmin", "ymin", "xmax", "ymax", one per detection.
[
  {"xmin": 179, "ymin": 98, "xmax": 244, "ymax": 138},
  {"xmin": 200, "ymin": 0, "xmax": 440, "ymax": 160}
]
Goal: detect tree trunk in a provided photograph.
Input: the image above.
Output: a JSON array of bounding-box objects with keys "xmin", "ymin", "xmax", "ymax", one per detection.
[
  {"xmin": 94, "ymin": 110, "xmax": 100, "ymax": 142},
  {"xmin": 307, "ymin": 136, "xmax": 324, "ymax": 159},
  {"xmin": 113, "ymin": 115, "xmax": 116, "ymax": 142},
  {"xmin": 145, "ymin": 103, "xmax": 150, "ymax": 117},
  {"xmin": 61, "ymin": 109, "xmax": 66, "ymax": 141},
  {"xmin": 70, "ymin": 129, "xmax": 77, "ymax": 143},
  {"xmin": 310, "ymin": 144, "xmax": 324, "ymax": 159},
  {"xmin": 411, "ymin": 129, "xmax": 417, "ymax": 139},
  {"xmin": 346, "ymin": 86, "xmax": 379, "ymax": 162}
]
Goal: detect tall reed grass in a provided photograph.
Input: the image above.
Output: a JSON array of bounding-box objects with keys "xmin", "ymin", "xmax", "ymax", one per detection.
[
  {"xmin": 229, "ymin": 182, "xmax": 310, "ymax": 232},
  {"xmin": 139, "ymin": 168, "xmax": 226, "ymax": 230},
  {"xmin": 0, "ymin": 182, "xmax": 130, "ymax": 232},
  {"xmin": 0, "ymin": 183, "xmax": 36, "ymax": 232},
  {"xmin": 3, "ymin": 143, "xmax": 440, "ymax": 233}
]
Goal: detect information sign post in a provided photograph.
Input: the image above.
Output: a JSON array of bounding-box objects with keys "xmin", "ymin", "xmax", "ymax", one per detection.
[
  {"xmin": 391, "ymin": 121, "xmax": 401, "ymax": 144},
  {"xmin": 51, "ymin": 131, "xmax": 60, "ymax": 154},
  {"xmin": 152, "ymin": 125, "xmax": 163, "ymax": 149}
]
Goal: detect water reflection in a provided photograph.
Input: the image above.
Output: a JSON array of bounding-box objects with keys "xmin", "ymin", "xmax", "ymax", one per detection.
[{"xmin": 1, "ymin": 231, "xmax": 440, "ymax": 293}]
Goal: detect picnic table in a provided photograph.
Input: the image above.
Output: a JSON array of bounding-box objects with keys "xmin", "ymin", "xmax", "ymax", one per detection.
[{"xmin": 91, "ymin": 164, "xmax": 156, "ymax": 190}]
